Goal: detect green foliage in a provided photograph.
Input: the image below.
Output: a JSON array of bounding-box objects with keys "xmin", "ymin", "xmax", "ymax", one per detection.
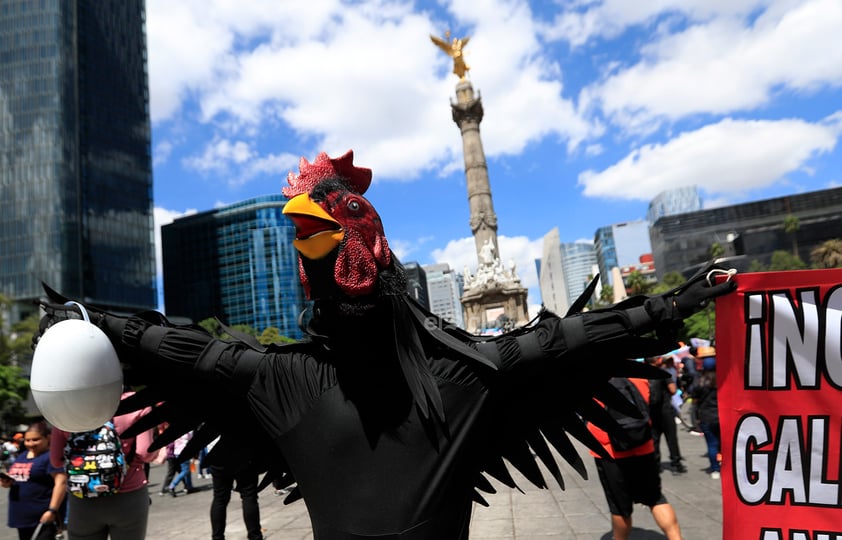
[
  {"xmin": 810, "ymin": 238, "xmax": 842, "ymax": 269},
  {"xmin": 198, "ymin": 317, "xmax": 293, "ymax": 343},
  {"xmin": 0, "ymin": 296, "xmax": 36, "ymax": 428},
  {"xmin": 625, "ymin": 270, "xmax": 652, "ymax": 296},
  {"xmin": 259, "ymin": 327, "xmax": 297, "ymax": 345},
  {"xmin": 0, "ymin": 364, "xmax": 30, "ymax": 418},
  {"xmin": 198, "ymin": 318, "xmax": 222, "ymax": 337},
  {"xmin": 596, "ymin": 285, "xmax": 615, "ymax": 307},
  {"xmin": 768, "ymin": 250, "xmax": 807, "ymax": 271},
  {"xmin": 748, "ymin": 259, "xmax": 767, "ymax": 273},
  {"xmin": 650, "ymin": 271, "xmax": 685, "ymax": 294},
  {"xmin": 783, "ymin": 214, "xmax": 800, "ymax": 257},
  {"xmin": 709, "ymin": 242, "xmax": 724, "ymax": 260},
  {"xmin": 678, "ymin": 306, "xmax": 716, "ymax": 343}
]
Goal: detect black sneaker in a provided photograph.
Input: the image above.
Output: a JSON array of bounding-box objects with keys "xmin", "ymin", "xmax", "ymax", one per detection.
[
  {"xmin": 672, "ymin": 462, "xmax": 688, "ymax": 474},
  {"xmin": 168, "ymin": 487, "xmax": 177, "ymax": 497}
]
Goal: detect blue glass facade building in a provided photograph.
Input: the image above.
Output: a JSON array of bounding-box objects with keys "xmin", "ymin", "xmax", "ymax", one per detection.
[
  {"xmin": 0, "ymin": 0, "xmax": 155, "ymax": 318},
  {"xmin": 560, "ymin": 241, "xmax": 597, "ymax": 306},
  {"xmin": 162, "ymin": 195, "xmax": 307, "ymax": 341},
  {"xmin": 594, "ymin": 221, "xmax": 651, "ymax": 286}
]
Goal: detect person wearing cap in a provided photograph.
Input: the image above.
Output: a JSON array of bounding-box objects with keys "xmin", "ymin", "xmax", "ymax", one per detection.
[{"xmin": 690, "ymin": 346, "xmax": 721, "ymax": 479}]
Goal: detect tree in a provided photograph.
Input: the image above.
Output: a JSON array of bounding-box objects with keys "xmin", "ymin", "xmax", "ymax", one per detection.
[
  {"xmin": 709, "ymin": 242, "xmax": 725, "ymax": 260},
  {"xmin": 650, "ymin": 271, "xmax": 686, "ymax": 294},
  {"xmin": 768, "ymin": 250, "xmax": 807, "ymax": 271},
  {"xmin": 259, "ymin": 327, "xmax": 297, "ymax": 345},
  {"xmin": 748, "ymin": 259, "xmax": 767, "ymax": 273},
  {"xmin": 625, "ymin": 270, "xmax": 651, "ymax": 296},
  {"xmin": 596, "ymin": 285, "xmax": 615, "ymax": 307},
  {"xmin": 198, "ymin": 317, "xmax": 295, "ymax": 344},
  {"xmin": 783, "ymin": 214, "xmax": 800, "ymax": 257},
  {"xmin": 680, "ymin": 307, "xmax": 716, "ymax": 343},
  {"xmin": 0, "ymin": 296, "xmax": 36, "ymax": 430},
  {"xmin": 810, "ymin": 238, "xmax": 842, "ymax": 269},
  {"xmin": 198, "ymin": 318, "xmax": 259, "ymax": 340}
]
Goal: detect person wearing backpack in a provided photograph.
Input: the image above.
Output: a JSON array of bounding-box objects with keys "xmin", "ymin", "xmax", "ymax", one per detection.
[
  {"xmin": 587, "ymin": 377, "xmax": 683, "ymax": 540},
  {"xmin": 50, "ymin": 391, "xmax": 157, "ymax": 540}
]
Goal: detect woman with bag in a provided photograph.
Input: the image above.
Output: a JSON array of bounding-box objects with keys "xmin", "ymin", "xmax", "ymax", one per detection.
[
  {"xmin": 50, "ymin": 391, "xmax": 157, "ymax": 539},
  {"xmin": 1, "ymin": 421, "xmax": 66, "ymax": 540}
]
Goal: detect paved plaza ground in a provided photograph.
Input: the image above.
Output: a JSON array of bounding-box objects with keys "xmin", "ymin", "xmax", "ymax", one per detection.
[{"xmin": 1, "ymin": 425, "xmax": 723, "ymax": 539}]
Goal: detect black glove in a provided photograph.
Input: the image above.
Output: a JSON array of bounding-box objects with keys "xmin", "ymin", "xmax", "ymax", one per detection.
[
  {"xmin": 33, "ymin": 301, "xmax": 91, "ymax": 349},
  {"xmin": 32, "ymin": 284, "xmax": 123, "ymax": 350},
  {"xmin": 645, "ymin": 261, "xmax": 737, "ymax": 327}
]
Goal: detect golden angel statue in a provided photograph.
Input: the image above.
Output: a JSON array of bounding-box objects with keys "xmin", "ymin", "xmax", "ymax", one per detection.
[{"xmin": 430, "ymin": 31, "xmax": 470, "ymax": 80}]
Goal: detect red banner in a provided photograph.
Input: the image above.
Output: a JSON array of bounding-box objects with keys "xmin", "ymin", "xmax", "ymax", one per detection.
[{"xmin": 716, "ymin": 268, "xmax": 842, "ymax": 540}]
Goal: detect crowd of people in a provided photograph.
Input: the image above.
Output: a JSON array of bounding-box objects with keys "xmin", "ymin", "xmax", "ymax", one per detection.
[{"xmin": 1, "ymin": 412, "xmax": 273, "ymax": 539}]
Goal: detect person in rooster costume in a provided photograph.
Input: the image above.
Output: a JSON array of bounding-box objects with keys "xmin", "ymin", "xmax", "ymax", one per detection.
[{"xmin": 35, "ymin": 150, "xmax": 735, "ymax": 539}]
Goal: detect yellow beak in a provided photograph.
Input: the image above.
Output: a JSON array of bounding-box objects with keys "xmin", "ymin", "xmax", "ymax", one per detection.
[{"xmin": 283, "ymin": 194, "xmax": 345, "ymax": 259}]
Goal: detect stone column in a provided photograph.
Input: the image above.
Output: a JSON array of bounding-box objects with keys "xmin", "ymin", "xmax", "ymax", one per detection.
[{"xmin": 451, "ymin": 80, "xmax": 499, "ymax": 260}]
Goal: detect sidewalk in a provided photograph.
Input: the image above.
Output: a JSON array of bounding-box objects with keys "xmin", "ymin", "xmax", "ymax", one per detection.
[{"xmin": 1, "ymin": 425, "xmax": 722, "ymax": 539}]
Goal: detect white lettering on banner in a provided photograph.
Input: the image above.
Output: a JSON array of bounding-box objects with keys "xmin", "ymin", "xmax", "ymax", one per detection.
[
  {"xmin": 744, "ymin": 287, "xmax": 842, "ymax": 390},
  {"xmin": 759, "ymin": 529, "xmax": 842, "ymax": 540},
  {"xmin": 734, "ymin": 415, "xmax": 839, "ymax": 506}
]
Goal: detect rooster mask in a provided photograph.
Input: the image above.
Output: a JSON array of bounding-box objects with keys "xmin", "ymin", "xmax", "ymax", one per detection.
[{"xmin": 282, "ymin": 150, "xmax": 392, "ymax": 301}]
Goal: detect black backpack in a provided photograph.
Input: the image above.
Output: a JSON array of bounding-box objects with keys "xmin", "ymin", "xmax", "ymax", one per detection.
[{"xmin": 606, "ymin": 378, "xmax": 653, "ymax": 452}]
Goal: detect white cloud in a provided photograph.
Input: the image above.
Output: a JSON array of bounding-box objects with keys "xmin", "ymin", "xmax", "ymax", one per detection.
[
  {"xmin": 577, "ymin": 116, "xmax": 841, "ymax": 200},
  {"xmin": 541, "ymin": 0, "xmax": 767, "ymax": 47},
  {"xmin": 153, "ymin": 140, "xmax": 174, "ymax": 166},
  {"xmin": 430, "ymin": 234, "xmax": 543, "ymax": 300},
  {"xmin": 146, "ymin": 0, "xmax": 596, "ymax": 183},
  {"xmin": 583, "ymin": 0, "xmax": 842, "ymax": 131},
  {"xmin": 183, "ymin": 139, "xmax": 255, "ymax": 174}
]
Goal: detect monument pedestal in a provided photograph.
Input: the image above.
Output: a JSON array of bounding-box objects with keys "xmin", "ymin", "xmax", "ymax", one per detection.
[
  {"xmin": 461, "ymin": 240, "xmax": 529, "ymax": 334},
  {"xmin": 462, "ymin": 282, "xmax": 529, "ymax": 334}
]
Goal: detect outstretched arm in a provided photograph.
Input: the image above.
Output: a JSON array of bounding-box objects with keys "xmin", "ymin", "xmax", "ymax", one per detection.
[{"xmin": 478, "ymin": 263, "xmax": 736, "ymax": 370}]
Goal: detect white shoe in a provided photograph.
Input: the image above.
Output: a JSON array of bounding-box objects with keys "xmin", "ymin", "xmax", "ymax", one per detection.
[{"xmin": 710, "ymin": 471, "xmax": 721, "ymax": 479}]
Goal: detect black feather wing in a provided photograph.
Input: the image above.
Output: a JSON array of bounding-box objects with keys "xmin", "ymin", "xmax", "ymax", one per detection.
[{"xmin": 404, "ymin": 293, "xmax": 670, "ymax": 498}]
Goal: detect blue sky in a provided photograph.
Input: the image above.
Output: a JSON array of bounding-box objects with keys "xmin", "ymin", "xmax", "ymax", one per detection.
[{"xmin": 147, "ymin": 0, "xmax": 842, "ymax": 314}]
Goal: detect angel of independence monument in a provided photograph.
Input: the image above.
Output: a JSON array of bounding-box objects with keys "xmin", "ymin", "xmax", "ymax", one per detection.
[{"xmin": 431, "ymin": 32, "xmax": 530, "ymax": 334}]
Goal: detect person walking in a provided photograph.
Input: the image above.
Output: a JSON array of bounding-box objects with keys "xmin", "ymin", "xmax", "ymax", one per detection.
[
  {"xmin": 646, "ymin": 356, "xmax": 687, "ymax": 474},
  {"xmin": 588, "ymin": 377, "xmax": 683, "ymax": 540},
  {"xmin": 2, "ymin": 421, "xmax": 66, "ymax": 540},
  {"xmin": 158, "ymin": 439, "xmax": 178, "ymax": 497},
  {"xmin": 209, "ymin": 458, "xmax": 263, "ymax": 540},
  {"xmin": 165, "ymin": 431, "xmax": 198, "ymax": 497},
  {"xmin": 690, "ymin": 346, "xmax": 721, "ymax": 479}
]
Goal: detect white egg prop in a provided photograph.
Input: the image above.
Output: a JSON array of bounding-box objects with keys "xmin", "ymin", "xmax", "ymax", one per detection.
[{"xmin": 30, "ymin": 304, "xmax": 123, "ymax": 432}]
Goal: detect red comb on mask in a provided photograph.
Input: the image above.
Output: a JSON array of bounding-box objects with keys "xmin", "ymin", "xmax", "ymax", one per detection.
[{"xmin": 282, "ymin": 150, "xmax": 372, "ymax": 198}]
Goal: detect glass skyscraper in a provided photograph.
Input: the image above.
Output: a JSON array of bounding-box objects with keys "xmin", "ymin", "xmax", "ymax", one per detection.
[
  {"xmin": 0, "ymin": 0, "xmax": 155, "ymax": 319},
  {"xmin": 162, "ymin": 195, "xmax": 307, "ymax": 341},
  {"xmin": 593, "ymin": 220, "xmax": 651, "ymax": 287}
]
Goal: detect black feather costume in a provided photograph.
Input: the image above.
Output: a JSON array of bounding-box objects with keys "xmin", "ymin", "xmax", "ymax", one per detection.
[{"xmin": 35, "ymin": 151, "xmax": 735, "ymax": 539}]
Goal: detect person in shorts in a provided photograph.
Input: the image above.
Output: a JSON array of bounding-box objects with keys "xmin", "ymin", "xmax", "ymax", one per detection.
[{"xmin": 588, "ymin": 377, "xmax": 683, "ymax": 540}]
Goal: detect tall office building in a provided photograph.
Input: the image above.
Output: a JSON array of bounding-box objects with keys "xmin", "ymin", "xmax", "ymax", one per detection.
[
  {"xmin": 404, "ymin": 262, "xmax": 429, "ymax": 309},
  {"xmin": 538, "ymin": 228, "xmax": 568, "ymax": 315},
  {"xmin": 423, "ymin": 263, "xmax": 465, "ymax": 329},
  {"xmin": 538, "ymin": 228, "xmax": 597, "ymax": 314},
  {"xmin": 593, "ymin": 220, "xmax": 651, "ymax": 287},
  {"xmin": 650, "ymin": 186, "xmax": 842, "ymax": 278},
  {"xmin": 162, "ymin": 195, "xmax": 307, "ymax": 341},
  {"xmin": 647, "ymin": 186, "xmax": 703, "ymax": 224},
  {"xmin": 560, "ymin": 241, "xmax": 598, "ymax": 306},
  {"xmin": 0, "ymin": 0, "xmax": 155, "ymax": 321}
]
